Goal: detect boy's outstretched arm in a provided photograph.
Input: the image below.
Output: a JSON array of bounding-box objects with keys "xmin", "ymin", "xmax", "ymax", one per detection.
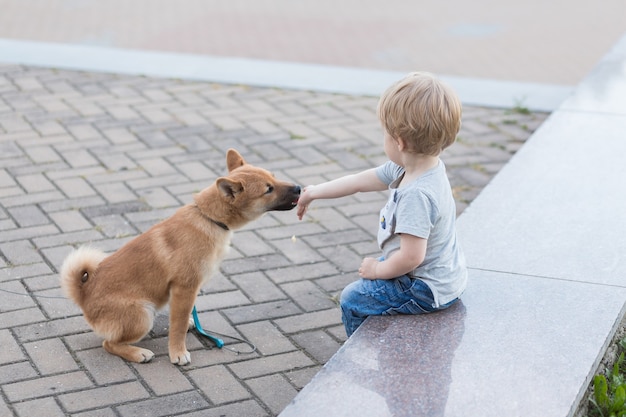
[{"xmin": 297, "ymin": 168, "xmax": 386, "ymax": 220}]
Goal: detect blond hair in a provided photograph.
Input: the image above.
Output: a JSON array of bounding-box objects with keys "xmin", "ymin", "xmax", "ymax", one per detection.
[{"xmin": 377, "ymin": 72, "xmax": 462, "ymax": 155}]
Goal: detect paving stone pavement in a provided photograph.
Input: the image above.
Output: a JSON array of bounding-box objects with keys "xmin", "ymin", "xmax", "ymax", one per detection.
[{"xmin": 0, "ymin": 63, "xmax": 548, "ymax": 417}]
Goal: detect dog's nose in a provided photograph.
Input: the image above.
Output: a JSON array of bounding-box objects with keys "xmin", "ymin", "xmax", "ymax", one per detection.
[{"xmin": 294, "ymin": 185, "xmax": 301, "ymax": 194}]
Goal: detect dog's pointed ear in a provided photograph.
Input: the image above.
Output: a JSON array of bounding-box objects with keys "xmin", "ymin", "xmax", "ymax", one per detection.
[
  {"xmin": 226, "ymin": 149, "xmax": 246, "ymax": 172},
  {"xmin": 216, "ymin": 177, "xmax": 243, "ymax": 199}
]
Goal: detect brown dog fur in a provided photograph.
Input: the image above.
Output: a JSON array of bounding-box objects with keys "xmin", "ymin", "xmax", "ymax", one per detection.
[{"xmin": 60, "ymin": 149, "xmax": 300, "ymax": 365}]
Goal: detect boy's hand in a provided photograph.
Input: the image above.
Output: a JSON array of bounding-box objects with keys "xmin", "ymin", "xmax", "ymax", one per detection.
[
  {"xmin": 296, "ymin": 185, "xmax": 314, "ymax": 220},
  {"xmin": 359, "ymin": 257, "xmax": 379, "ymax": 279}
]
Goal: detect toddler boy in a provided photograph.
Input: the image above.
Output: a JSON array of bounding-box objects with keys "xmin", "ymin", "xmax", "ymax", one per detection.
[{"xmin": 296, "ymin": 72, "xmax": 467, "ymax": 336}]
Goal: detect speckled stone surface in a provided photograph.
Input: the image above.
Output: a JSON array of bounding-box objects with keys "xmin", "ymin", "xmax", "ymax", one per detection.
[
  {"xmin": 279, "ymin": 270, "xmax": 626, "ymax": 417},
  {"xmin": 279, "ymin": 33, "xmax": 626, "ymax": 417}
]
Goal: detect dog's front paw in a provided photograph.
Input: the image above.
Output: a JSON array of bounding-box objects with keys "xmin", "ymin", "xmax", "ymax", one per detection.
[{"xmin": 170, "ymin": 350, "xmax": 191, "ymax": 366}]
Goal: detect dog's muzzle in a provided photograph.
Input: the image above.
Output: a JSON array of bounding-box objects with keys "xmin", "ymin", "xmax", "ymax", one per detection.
[{"xmin": 273, "ymin": 185, "xmax": 301, "ymax": 211}]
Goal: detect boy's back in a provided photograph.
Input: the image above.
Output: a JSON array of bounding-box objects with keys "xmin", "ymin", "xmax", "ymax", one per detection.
[{"xmin": 376, "ymin": 160, "xmax": 467, "ymax": 307}]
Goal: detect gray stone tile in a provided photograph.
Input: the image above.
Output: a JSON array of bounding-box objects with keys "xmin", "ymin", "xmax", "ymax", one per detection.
[
  {"xmin": 457, "ymin": 111, "xmax": 626, "ymax": 285},
  {"xmin": 228, "ymin": 351, "xmax": 314, "ymax": 379},
  {"xmin": 0, "ymin": 362, "xmax": 38, "ymax": 385},
  {"xmin": 7, "ymin": 204, "xmax": 49, "ymax": 227},
  {"xmin": 48, "ymin": 209, "xmax": 92, "ymax": 232},
  {"xmin": 23, "ymin": 338, "xmax": 79, "ymax": 375},
  {"xmin": 230, "ymin": 271, "xmax": 287, "ymax": 303},
  {"xmin": 75, "ymin": 348, "xmax": 136, "ymax": 385},
  {"xmin": 236, "ymin": 320, "xmax": 298, "ymax": 356},
  {"xmin": 0, "ymin": 239, "xmax": 43, "ymax": 265},
  {"xmin": 280, "ymin": 280, "xmax": 337, "ymax": 312},
  {"xmin": 131, "ymin": 356, "xmax": 193, "ymax": 396},
  {"xmin": 247, "ymin": 374, "xmax": 299, "ymax": 415},
  {"xmin": 187, "ymin": 365, "xmax": 251, "ymax": 404},
  {"xmin": 115, "ymin": 391, "xmax": 209, "ymax": 417},
  {"xmin": 0, "ymin": 308, "xmax": 47, "ymax": 330},
  {"xmin": 12, "ymin": 397, "xmax": 66, "ymax": 417},
  {"xmin": 182, "ymin": 400, "xmax": 268, "ymax": 417},
  {"xmin": 58, "ymin": 381, "xmax": 151, "ymax": 413},
  {"xmin": 0, "ymin": 329, "xmax": 26, "ymax": 364},
  {"xmin": 3, "ymin": 371, "xmax": 93, "ymax": 402},
  {"xmin": 291, "ymin": 330, "xmax": 342, "ymax": 363}
]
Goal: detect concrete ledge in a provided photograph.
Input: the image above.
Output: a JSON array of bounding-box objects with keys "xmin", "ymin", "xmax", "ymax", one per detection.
[
  {"xmin": 0, "ymin": 38, "xmax": 572, "ymax": 112},
  {"xmin": 279, "ymin": 32, "xmax": 626, "ymax": 417}
]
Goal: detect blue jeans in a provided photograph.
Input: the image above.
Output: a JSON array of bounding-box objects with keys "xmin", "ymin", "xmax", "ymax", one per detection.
[{"xmin": 340, "ymin": 275, "xmax": 458, "ymax": 337}]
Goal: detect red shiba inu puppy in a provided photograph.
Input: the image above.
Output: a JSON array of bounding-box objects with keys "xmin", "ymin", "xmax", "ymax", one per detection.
[{"xmin": 61, "ymin": 149, "xmax": 300, "ymax": 365}]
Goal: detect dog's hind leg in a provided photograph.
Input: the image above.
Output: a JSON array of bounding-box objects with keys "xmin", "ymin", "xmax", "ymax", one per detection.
[
  {"xmin": 103, "ymin": 341, "xmax": 155, "ymax": 363},
  {"xmin": 98, "ymin": 302, "xmax": 156, "ymax": 363}
]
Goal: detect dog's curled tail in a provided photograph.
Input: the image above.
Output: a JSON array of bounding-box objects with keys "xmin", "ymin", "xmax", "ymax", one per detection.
[{"xmin": 60, "ymin": 246, "xmax": 107, "ymax": 306}]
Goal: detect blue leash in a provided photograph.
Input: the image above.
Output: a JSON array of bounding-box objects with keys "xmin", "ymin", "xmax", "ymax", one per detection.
[
  {"xmin": 192, "ymin": 306, "xmax": 224, "ymax": 348},
  {"xmin": 191, "ymin": 306, "xmax": 257, "ymax": 354}
]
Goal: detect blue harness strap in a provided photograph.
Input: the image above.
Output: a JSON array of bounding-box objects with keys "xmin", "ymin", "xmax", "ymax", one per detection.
[{"xmin": 192, "ymin": 306, "xmax": 224, "ymax": 348}]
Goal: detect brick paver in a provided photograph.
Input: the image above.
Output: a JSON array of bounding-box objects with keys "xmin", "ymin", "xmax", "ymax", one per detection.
[{"xmin": 0, "ymin": 63, "xmax": 548, "ymax": 416}]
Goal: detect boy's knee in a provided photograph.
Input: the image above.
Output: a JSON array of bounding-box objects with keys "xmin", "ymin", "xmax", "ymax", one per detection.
[{"xmin": 339, "ymin": 280, "xmax": 362, "ymax": 309}]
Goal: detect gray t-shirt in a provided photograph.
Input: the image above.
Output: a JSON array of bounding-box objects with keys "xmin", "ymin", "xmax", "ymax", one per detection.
[{"xmin": 376, "ymin": 160, "xmax": 467, "ymax": 306}]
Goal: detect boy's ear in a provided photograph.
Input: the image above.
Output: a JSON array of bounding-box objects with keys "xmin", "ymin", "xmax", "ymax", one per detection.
[
  {"xmin": 217, "ymin": 177, "xmax": 243, "ymax": 199},
  {"xmin": 395, "ymin": 136, "xmax": 407, "ymax": 151}
]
